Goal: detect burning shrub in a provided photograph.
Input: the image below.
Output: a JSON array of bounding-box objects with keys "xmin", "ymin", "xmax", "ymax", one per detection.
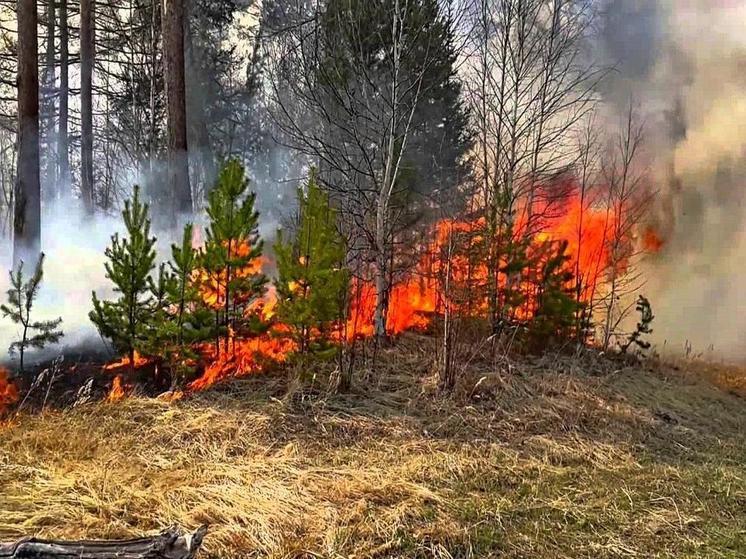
[
  {"xmin": 198, "ymin": 159, "xmax": 268, "ymax": 354},
  {"xmin": 274, "ymin": 169, "xmax": 349, "ymax": 356},
  {"xmin": 144, "ymin": 223, "xmax": 213, "ymax": 387},
  {"xmin": 526, "ymin": 240, "xmax": 584, "ymax": 349},
  {"xmin": 1, "ymin": 253, "xmax": 64, "ymax": 374}
]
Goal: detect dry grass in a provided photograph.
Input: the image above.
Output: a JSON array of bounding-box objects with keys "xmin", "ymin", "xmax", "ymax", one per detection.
[{"xmin": 1, "ymin": 336, "xmax": 746, "ymax": 558}]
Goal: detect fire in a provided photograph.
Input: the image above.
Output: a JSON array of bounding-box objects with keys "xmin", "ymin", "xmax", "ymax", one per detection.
[
  {"xmin": 107, "ymin": 375, "xmax": 127, "ymax": 403},
  {"xmin": 103, "ymin": 351, "xmax": 150, "ymax": 371},
  {"xmin": 189, "ymin": 333, "xmax": 296, "ymax": 391},
  {"xmin": 0, "ymin": 368, "xmax": 18, "ymax": 415},
  {"xmin": 642, "ymin": 226, "xmax": 665, "ymax": 253},
  {"xmin": 100, "ymin": 178, "xmax": 652, "ymax": 396},
  {"xmin": 196, "ymin": 244, "xmax": 267, "ymax": 309},
  {"xmin": 185, "ymin": 186, "xmax": 633, "ymax": 389}
]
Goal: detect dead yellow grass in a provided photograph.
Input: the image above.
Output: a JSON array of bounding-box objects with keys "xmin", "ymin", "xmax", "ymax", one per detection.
[{"xmin": 1, "ymin": 339, "xmax": 746, "ymax": 558}]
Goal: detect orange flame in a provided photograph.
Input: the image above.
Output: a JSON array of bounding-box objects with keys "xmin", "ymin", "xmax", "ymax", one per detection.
[
  {"xmin": 103, "ymin": 351, "xmax": 150, "ymax": 371},
  {"xmin": 189, "ymin": 334, "xmax": 297, "ymax": 391},
  {"xmin": 107, "ymin": 375, "xmax": 127, "ymax": 403},
  {"xmin": 102, "ymin": 178, "xmax": 651, "ymax": 393},
  {"xmin": 0, "ymin": 368, "xmax": 18, "ymax": 415},
  {"xmin": 642, "ymin": 226, "xmax": 665, "ymax": 253}
]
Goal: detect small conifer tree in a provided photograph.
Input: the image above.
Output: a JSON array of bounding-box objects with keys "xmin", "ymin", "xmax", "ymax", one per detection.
[
  {"xmin": 89, "ymin": 186, "xmax": 157, "ymax": 370},
  {"xmin": 274, "ymin": 169, "xmax": 349, "ymax": 354},
  {"xmin": 620, "ymin": 295, "xmax": 654, "ymax": 354},
  {"xmin": 200, "ymin": 159, "xmax": 267, "ymax": 354},
  {"xmin": 145, "ymin": 223, "xmax": 212, "ymax": 386},
  {"xmin": 1, "ymin": 253, "xmax": 63, "ymax": 374},
  {"xmin": 529, "ymin": 240, "xmax": 582, "ymax": 347}
]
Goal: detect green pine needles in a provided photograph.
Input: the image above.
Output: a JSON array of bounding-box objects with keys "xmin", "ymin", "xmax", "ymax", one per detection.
[
  {"xmin": 90, "ymin": 185, "xmax": 157, "ymax": 371},
  {"xmin": 274, "ymin": 168, "xmax": 348, "ymax": 355},
  {"xmin": 90, "ymin": 161, "xmax": 271, "ymax": 382},
  {"xmin": 144, "ymin": 223, "xmax": 213, "ymax": 386},
  {"xmin": 200, "ymin": 159, "xmax": 267, "ymax": 354},
  {"xmin": 620, "ymin": 295, "xmax": 654, "ymax": 354},
  {"xmin": 1, "ymin": 253, "xmax": 64, "ymax": 374}
]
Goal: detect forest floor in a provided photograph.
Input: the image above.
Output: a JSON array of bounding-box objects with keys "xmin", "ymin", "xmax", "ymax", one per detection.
[{"xmin": 1, "ymin": 335, "xmax": 745, "ymax": 558}]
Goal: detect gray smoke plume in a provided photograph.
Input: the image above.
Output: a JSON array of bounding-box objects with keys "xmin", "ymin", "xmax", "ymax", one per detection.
[{"xmin": 600, "ymin": 0, "xmax": 746, "ymax": 358}]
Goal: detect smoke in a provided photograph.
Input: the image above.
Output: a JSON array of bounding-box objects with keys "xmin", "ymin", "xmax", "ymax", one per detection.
[
  {"xmin": 6, "ymin": 0, "xmax": 745, "ymax": 366},
  {"xmin": 0, "ymin": 200, "xmax": 124, "ymax": 366},
  {"xmin": 0, "ymin": 144, "xmax": 298, "ymax": 369},
  {"xmin": 599, "ymin": 0, "xmax": 746, "ymax": 358}
]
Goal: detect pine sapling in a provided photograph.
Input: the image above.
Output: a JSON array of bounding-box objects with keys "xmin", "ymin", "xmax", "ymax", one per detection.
[
  {"xmin": 200, "ymin": 160, "xmax": 267, "ymax": 355},
  {"xmin": 620, "ymin": 295, "xmax": 654, "ymax": 354},
  {"xmin": 145, "ymin": 223, "xmax": 212, "ymax": 387},
  {"xmin": 528, "ymin": 240, "xmax": 582, "ymax": 348},
  {"xmin": 274, "ymin": 168, "xmax": 348, "ymax": 355},
  {"xmin": 1, "ymin": 253, "xmax": 64, "ymax": 375},
  {"xmin": 89, "ymin": 186, "xmax": 157, "ymax": 371}
]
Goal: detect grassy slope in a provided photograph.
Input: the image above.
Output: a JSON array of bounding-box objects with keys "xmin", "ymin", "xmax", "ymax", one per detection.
[{"xmin": 1, "ymin": 337, "xmax": 745, "ymax": 558}]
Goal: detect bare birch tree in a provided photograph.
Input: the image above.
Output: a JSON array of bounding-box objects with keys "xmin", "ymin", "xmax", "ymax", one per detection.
[
  {"xmin": 599, "ymin": 103, "xmax": 650, "ymax": 350},
  {"xmin": 268, "ymin": 0, "xmax": 466, "ymax": 340},
  {"xmin": 464, "ymin": 0, "xmax": 601, "ymax": 331}
]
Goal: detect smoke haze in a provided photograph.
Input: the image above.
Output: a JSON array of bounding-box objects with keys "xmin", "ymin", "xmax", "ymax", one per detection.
[
  {"xmin": 600, "ymin": 0, "xmax": 746, "ymax": 358},
  {"xmin": 2, "ymin": 0, "xmax": 746, "ymax": 364}
]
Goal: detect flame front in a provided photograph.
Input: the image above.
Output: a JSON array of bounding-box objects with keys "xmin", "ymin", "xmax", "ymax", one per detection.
[
  {"xmin": 103, "ymin": 351, "xmax": 150, "ymax": 371},
  {"xmin": 101, "ymin": 180, "xmax": 650, "ymax": 394}
]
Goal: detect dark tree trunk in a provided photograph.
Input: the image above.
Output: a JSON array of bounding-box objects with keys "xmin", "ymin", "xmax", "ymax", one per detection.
[
  {"xmin": 184, "ymin": 5, "xmax": 215, "ymax": 198},
  {"xmin": 0, "ymin": 526, "xmax": 207, "ymax": 559},
  {"xmin": 14, "ymin": 0, "xmax": 41, "ymax": 266},
  {"xmin": 163, "ymin": 0, "xmax": 192, "ymax": 220},
  {"xmin": 80, "ymin": 0, "xmax": 94, "ymax": 214},
  {"xmin": 43, "ymin": 0, "xmax": 56, "ymax": 201},
  {"xmin": 57, "ymin": 0, "xmax": 70, "ymax": 195},
  {"xmin": 149, "ymin": 0, "xmax": 160, "ymax": 172}
]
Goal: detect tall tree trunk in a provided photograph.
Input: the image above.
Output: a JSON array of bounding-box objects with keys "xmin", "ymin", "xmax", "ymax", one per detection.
[
  {"xmin": 80, "ymin": 0, "xmax": 94, "ymax": 213},
  {"xmin": 149, "ymin": 0, "xmax": 159, "ymax": 174},
  {"xmin": 43, "ymin": 0, "xmax": 56, "ymax": 201},
  {"xmin": 163, "ymin": 0, "xmax": 191, "ymax": 220},
  {"xmin": 57, "ymin": 0, "xmax": 70, "ymax": 196},
  {"xmin": 14, "ymin": 0, "xmax": 41, "ymax": 266},
  {"xmin": 184, "ymin": 8, "xmax": 215, "ymax": 200}
]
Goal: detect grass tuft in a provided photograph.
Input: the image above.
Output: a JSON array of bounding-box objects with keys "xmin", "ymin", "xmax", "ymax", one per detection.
[{"xmin": 1, "ymin": 338, "xmax": 746, "ymax": 558}]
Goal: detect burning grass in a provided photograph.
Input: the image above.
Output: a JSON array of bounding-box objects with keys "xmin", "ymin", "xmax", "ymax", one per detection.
[{"xmin": 1, "ymin": 337, "xmax": 745, "ymax": 558}]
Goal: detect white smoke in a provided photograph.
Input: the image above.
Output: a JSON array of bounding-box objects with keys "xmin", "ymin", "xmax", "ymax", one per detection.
[
  {"xmin": 0, "ymin": 200, "xmax": 124, "ymax": 365},
  {"xmin": 600, "ymin": 0, "xmax": 746, "ymax": 359}
]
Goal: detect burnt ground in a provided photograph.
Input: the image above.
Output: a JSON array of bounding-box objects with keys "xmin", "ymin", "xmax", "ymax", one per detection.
[{"xmin": 2, "ymin": 341, "xmax": 172, "ymax": 411}]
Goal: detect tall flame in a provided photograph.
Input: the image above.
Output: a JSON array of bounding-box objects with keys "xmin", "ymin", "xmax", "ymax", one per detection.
[
  {"xmin": 107, "ymin": 375, "xmax": 127, "ymax": 403},
  {"xmin": 100, "ymin": 179, "xmax": 650, "ymax": 394}
]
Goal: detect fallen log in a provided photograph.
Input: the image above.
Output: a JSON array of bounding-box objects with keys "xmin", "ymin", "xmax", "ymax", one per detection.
[{"xmin": 0, "ymin": 525, "xmax": 208, "ymax": 559}]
